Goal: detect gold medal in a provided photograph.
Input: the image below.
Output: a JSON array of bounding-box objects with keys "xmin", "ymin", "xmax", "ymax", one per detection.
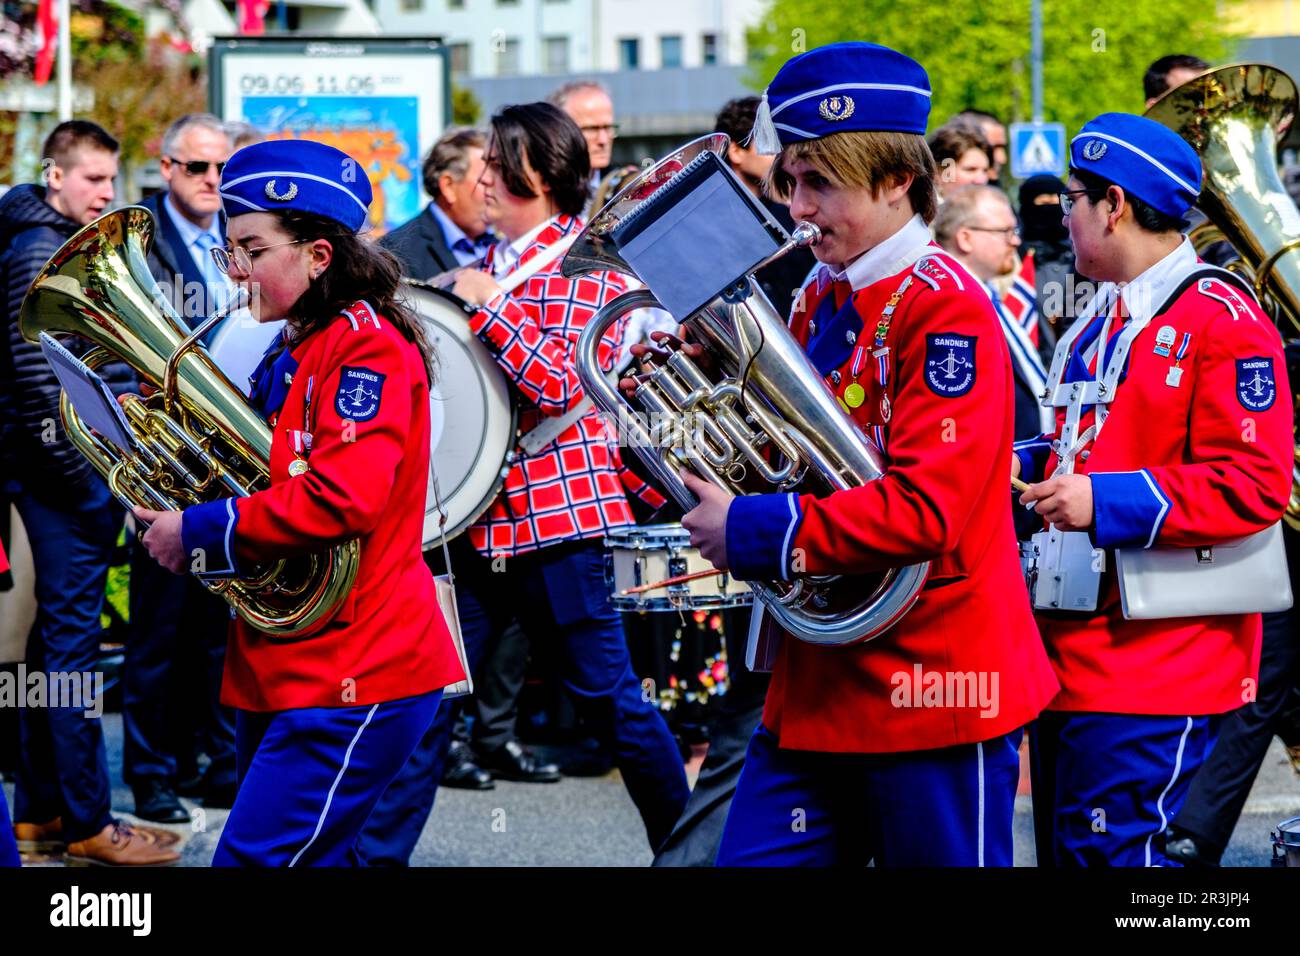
[
  {"xmin": 288, "ymin": 458, "xmax": 310, "ymax": 477},
  {"xmin": 843, "ymin": 382, "xmax": 866, "ymax": 408}
]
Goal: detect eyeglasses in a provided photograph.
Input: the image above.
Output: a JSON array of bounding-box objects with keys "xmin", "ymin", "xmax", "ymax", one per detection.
[
  {"xmin": 211, "ymin": 239, "xmax": 311, "ymax": 276},
  {"xmin": 578, "ymin": 123, "xmax": 619, "ymax": 138},
  {"xmin": 966, "ymin": 225, "xmax": 1021, "ymax": 241},
  {"xmin": 167, "ymin": 156, "xmax": 227, "ymax": 177},
  {"xmin": 1059, "ymin": 189, "xmax": 1103, "ymax": 216}
]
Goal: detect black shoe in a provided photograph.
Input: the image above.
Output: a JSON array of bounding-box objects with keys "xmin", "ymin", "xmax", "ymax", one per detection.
[
  {"xmin": 132, "ymin": 778, "xmax": 190, "ymax": 825},
  {"xmin": 1161, "ymin": 827, "xmax": 1221, "ymax": 867},
  {"xmin": 174, "ymin": 773, "xmax": 205, "ymax": 798},
  {"xmin": 478, "ymin": 740, "xmax": 562, "ymax": 783},
  {"xmin": 441, "ymin": 741, "xmax": 494, "ymax": 790}
]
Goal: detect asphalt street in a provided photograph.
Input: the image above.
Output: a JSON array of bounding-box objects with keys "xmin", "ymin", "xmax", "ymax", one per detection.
[{"xmin": 5, "ymin": 712, "xmax": 1298, "ymax": 866}]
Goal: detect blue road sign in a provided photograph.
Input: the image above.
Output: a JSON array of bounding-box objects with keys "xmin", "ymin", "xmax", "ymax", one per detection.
[{"xmin": 1010, "ymin": 122, "xmax": 1067, "ymax": 179}]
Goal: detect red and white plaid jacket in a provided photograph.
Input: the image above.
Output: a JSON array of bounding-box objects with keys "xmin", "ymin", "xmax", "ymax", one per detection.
[{"xmin": 466, "ymin": 214, "xmax": 664, "ymax": 557}]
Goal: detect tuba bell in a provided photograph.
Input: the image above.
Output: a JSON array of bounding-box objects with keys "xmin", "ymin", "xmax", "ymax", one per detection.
[
  {"xmin": 20, "ymin": 206, "xmax": 360, "ymax": 638},
  {"xmin": 1146, "ymin": 63, "xmax": 1300, "ymax": 529},
  {"xmin": 562, "ymin": 135, "xmax": 928, "ymax": 647}
]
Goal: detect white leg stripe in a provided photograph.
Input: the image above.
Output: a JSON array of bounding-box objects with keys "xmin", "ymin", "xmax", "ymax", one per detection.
[
  {"xmin": 289, "ymin": 703, "xmax": 380, "ymax": 867},
  {"xmin": 976, "ymin": 741, "xmax": 986, "ymax": 867},
  {"xmin": 1145, "ymin": 716, "xmax": 1193, "ymax": 867}
]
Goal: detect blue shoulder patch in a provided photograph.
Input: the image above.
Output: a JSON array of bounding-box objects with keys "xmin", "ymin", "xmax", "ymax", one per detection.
[
  {"xmin": 1236, "ymin": 356, "xmax": 1277, "ymax": 411},
  {"xmin": 925, "ymin": 333, "xmax": 977, "ymax": 397},
  {"xmin": 336, "ymin": 366, "xmax": 386, "ymax": 422}
]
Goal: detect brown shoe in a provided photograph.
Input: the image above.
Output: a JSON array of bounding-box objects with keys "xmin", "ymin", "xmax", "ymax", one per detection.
[
  {"xmin": 65, "ymin": 822, "xmax": 181, "ymax": 867},
  {"xmin": 14, "ymin": 816, "xmax": 65, "ymax": 854},
  {"xmin": 125, "ymin": 822, "xmax": 184, "ymax": 849}
]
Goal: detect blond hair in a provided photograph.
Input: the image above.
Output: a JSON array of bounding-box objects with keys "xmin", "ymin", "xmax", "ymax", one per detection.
[{"xmin": 766, "ymin": 130, "xmax": 939, "ymax": 223}]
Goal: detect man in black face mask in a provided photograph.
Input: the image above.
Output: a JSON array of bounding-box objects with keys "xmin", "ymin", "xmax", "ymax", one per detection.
[{"xmin": 1018, "ymin": 174, "xmax": 1084, "ymax": 358}]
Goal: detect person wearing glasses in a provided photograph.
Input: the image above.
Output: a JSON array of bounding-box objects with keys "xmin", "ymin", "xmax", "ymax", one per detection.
[
  {"xmin": 549, "ymin": 80, "xmax": 618, "ymax": 187},
  {"xmin": 126, "ymin": 113, "xmax": 239, "ymax": 829},
  {"xmin": 133, "ymin": 139, "xmax": 467, "ymax": 866},
  {"xmin": 1014, "ymin": 113, "xmax": 1292, "ymax": 866}
]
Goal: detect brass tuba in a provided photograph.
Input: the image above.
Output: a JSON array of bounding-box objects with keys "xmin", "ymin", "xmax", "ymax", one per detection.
[
  {"xmin": 562, "ymin": 135, "xmax": 928, "ymax": 647},
  {"xmin": 20, "ymin": 207, "xmax": 360, "ymax": 638},
  {"xmin": 1146, "ymin": 63, "xmax": 1300, "ymax": 529}
]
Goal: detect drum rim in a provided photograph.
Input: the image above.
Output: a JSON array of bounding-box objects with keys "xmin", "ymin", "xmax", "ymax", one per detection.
[{"xmin": 405, "ymin": 282, "xmax": 519, "ymax": 547}]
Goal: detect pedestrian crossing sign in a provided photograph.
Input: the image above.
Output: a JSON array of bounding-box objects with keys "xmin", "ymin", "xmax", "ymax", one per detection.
[{"xmin": 1010, "ymin": 122, "xmax": 1067, "ymax": 179}]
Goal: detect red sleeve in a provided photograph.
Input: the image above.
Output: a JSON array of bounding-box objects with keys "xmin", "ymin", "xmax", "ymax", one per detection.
[
  {"xmin": 791, "ymin": 285, "xmax": 1009, "ymax": 574},
  {"xmin": 232, "ymin": 327, "xmax": 415, "ymax": 562}
]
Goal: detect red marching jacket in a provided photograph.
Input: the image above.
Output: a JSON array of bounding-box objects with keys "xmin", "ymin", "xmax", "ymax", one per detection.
[
  {"xmin": 182, "ymin": 302, "xmax": 467, "ymax": 711},
  {"xmin": 1014, "ymin": 244, "xmax": 1293, "ymax": 715},
  {"xmin": 466, "ymin": 214, "xmax": 664, "ymax": 557},
  {"xmin": 725, "ymin": 219, "xmax": 1060, "ymax": 754}
]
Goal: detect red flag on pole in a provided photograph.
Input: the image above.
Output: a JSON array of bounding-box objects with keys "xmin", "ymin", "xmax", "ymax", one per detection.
[
  {"xmin": 35, "ymin": 0, "xmax": 58, "ymax": 85},
  {"xmin": 237, "ymin": 0, "xmax": 270, "ymax": 35}
]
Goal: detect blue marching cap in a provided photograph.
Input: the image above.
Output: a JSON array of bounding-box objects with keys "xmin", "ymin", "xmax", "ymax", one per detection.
[
  {"xmin": 751, "ymin": 41, "xmax": 931, "ymax": 154},
  {"xmin": 219, "ymin": 139, "xmax": 373, "ymax": 232},
  {"xmin": 1069, "ymin": 113, "xmax": 1201, "ymax": 219}
]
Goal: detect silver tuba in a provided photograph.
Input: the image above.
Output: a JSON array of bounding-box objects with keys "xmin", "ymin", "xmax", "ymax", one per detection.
[{"xmin": 562, "ymin": 135, "xmax": 928, "ymax": 646}]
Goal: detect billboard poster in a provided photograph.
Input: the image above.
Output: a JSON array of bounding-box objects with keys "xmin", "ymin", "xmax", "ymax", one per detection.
[{"xmin": 209, "ymin": 37, "xmax": 449, "ymax": 236}]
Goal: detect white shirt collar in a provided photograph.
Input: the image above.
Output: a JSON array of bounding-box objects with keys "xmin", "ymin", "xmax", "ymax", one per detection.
[
  {"xmin": 492, "ymin": 216, "xmax": 558, "ymax": 278},
  {"xmin": 1113, "ymin": 237, "xmax": 1198, "ymax": 325},
  {"xmin": 163, "ymin": 191, "xmax": 221, "ymax": 253},
  {"xmin": 826, "ymin": 214, "xmax": 934, "ymax": 291}
]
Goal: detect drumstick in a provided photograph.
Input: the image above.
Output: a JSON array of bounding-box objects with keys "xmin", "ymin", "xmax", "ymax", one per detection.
[
  {"xmin": 621, "ymin": 568, "xmax": 724, "ymax": 595},
  {"xmin": 1011, "ymin": 475, "xmax": 1032, "ymax": 494},
  {"xmin": 497, "ymin": 234, "xmax": 579, "ymax": 295}
]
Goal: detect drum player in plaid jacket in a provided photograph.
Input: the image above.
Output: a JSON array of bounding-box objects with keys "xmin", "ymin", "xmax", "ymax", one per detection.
[{"xmin": 361, "ymin": 103, "xmax": 689, "ymax": 865}]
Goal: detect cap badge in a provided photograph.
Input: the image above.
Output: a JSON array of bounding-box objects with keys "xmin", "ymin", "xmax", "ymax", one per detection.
[
  {"xmin": 1082, "ymin": 139, "xmax": 1108, "ymax": 161},
  {"xmin": 265, "ymin": 179, "xmax": 299, "ymax": 202},
  {"xmin": 818, "ymin": 95, "xmax": 856, "ymax": 122}
]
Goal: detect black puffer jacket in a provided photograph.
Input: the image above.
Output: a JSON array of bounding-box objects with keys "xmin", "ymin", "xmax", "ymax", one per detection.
[{"xmin": 0, "ymin": 184, "xmax": 134, "ymax": 502}]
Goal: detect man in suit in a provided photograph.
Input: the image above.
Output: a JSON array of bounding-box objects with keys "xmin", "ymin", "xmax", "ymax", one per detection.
[
  {"xmin": 126, "ymin": 113, "xmax": 238, "ymax": 823},
  {"xmin": 549, "ymin": 82, "xmax": 616, "ymax": 189},
  {"xmin": 380, "ymin": 127, "xmax": 492, "ymax": 279}
]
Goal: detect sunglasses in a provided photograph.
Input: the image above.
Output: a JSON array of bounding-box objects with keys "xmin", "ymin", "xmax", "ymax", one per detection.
[{"xmin": 167, "ymin": 155, "xmax": 226, "ymax": 177}]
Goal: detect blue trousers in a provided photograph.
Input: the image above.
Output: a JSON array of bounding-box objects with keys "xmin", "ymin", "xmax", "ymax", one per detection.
[
  {"xmin": 0, "ymin": 789, "xmax": 20, "ymax": 867},
  {"xmin": 716, "ymin": 724, "xmax": 1023, "ymax": 866},
  {"xmin": 124, "ymin": 553, "xmax": 234, "ymax": 786},
  {"xmin": 212, "ymin": 690, "xmax": 442, "ymax": 867},
  {"xmin": 9, "ymin": 479, "xmax": 119, "ymax": 842},
  {"xmin": 1030, "ymin": 711, "xmax": 1219, "ymax": 867},
  {"xmin": 359, "ymin": 538, "xmax": 690, "ymax": 865}
]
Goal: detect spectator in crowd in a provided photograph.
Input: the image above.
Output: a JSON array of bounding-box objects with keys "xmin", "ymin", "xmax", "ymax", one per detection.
[
  {"xmin": 125, "ymin": 113, "xmax": 237, "ymax": 824},
  {"xmin": 1016, "ymin": 174, "xmax": 1080, "ymax": 350},
  {"xmin": 714, "ymin": 96, "xmax": 816, "ymax": 317},
  {"xmin": 1144, "ymin": 53, "xmax": 1210, "ymax": 107},
  {"xmin": 0, "ymin": 120, "xmax": 179, "ymax": 865},
  {"xmin": 381, "ymin": 127, "xmax": 493, "ymax": 279},
  {"xmin": 928, "ymin": 119, "xmax": 992, "ymax": 201},
  {"xmin": 223, "ymin": 121, "xmax": 264, "ymax": 151},
  {"xmin": 957, "ymin": 109, "xmax": 1008, "ymax": 183},
  {"xmin": 549, "ymin": 80, "xmax": 617, "ymax": 185}
]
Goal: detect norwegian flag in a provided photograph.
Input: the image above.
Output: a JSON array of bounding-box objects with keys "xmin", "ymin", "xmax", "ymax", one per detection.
[
  {"xmin": 237, "ymin": 0, "xmax": 270, "ymax": 35},
  {"xmin": 34, "ymin": 0, "xmax": 57, "ymax": 85},
  {"xmin": 1002, "ymin": 249, "xmax": 1039, "ymax": 348}
]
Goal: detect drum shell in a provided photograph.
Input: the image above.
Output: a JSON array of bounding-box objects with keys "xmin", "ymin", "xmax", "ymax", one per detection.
[
  {"xmin": 605, "ymin": 523, "xmax": 751, "ymax": 612},
  {"xmin": 1276, "ymin": 816, "xmax": 1300, "ymax": 867}
]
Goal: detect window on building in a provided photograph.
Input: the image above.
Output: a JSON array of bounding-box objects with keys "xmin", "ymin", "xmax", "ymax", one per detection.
[
  {"xmin": 496, "ymin": 38, "xmax": 521, "ymax": 75},
  {"xmin": 400, "ymin": 0, "xmax": 423, "ymax": 11},
  {"xmin": 447, "ymin": 0, "xmax": 464, "ymax": 9},
  {"xmin": 449, "ymin": 42, "xmax": 470, "ymax": 76},
  {"xmin": 497, "ymin": 0, "xmax": 519, "ymax": 5},
  {"xmin": 660, "ymin": 35, "xmax": 683, "ymax": 69},
  {"xmin": 544, "ymin": 36, "xmax": 570, "ymax": 74},
  {"xmin": 702, "ymin": 33, "xmax": 719, "ymax": 65},
  {"xmin": 619, "ymin": 37, "xmax": 640, "ymax": 70}
]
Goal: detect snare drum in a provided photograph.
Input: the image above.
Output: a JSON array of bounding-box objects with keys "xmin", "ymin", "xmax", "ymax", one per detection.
[
  {"xmin": 1272, "ymin": 816, "xmax": 1300, "ymax": 866},
  {"xmin": 605, "ymin": 523, "xmax": 751, "ymax": 612}
]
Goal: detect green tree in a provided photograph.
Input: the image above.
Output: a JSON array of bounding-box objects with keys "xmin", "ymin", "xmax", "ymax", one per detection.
[
  {"xmin": 746, "ymin": 0, "xmax": 1242, "ymax": 141},
  {"xmin": 452, "ymin": 83, "xmax": 481, "ymax": 126}
]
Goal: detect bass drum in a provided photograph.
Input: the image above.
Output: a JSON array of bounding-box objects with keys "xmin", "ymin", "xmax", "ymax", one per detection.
[
  {"xmin": 405, "ymin": 283, "xmax": 517, "ymax": 547},
  {"xmin": 207, "ymin": 310, "xmax": 285, "ymax": 396}
]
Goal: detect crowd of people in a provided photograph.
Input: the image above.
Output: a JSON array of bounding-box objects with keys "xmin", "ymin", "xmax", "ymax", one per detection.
[{"xmin": 0, "ymin": 42, "xmax": 1298, "ymax": 868}]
